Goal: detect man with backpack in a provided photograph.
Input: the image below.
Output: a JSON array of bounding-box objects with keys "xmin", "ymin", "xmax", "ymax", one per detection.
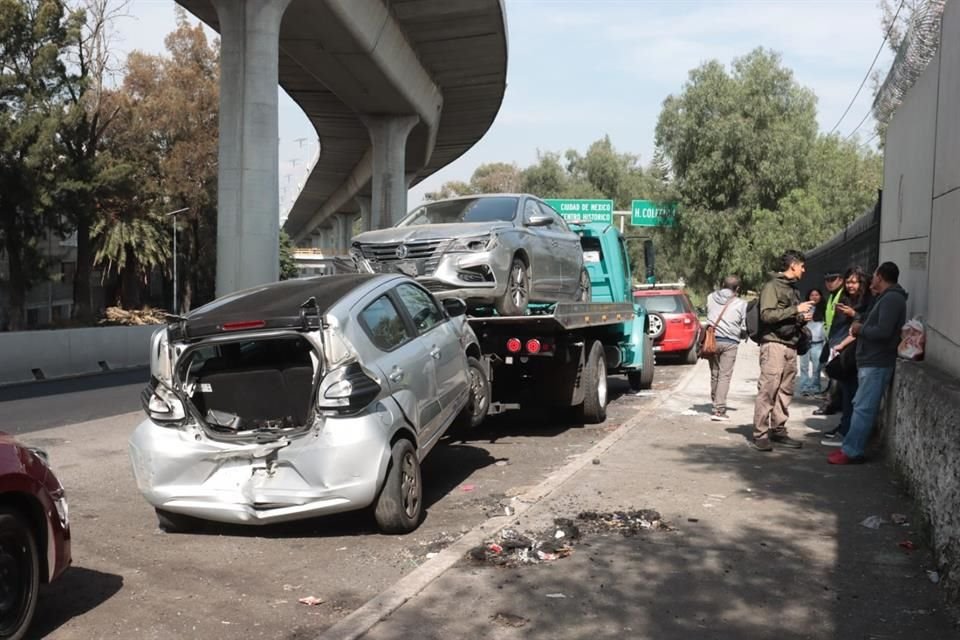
[
  {"xmin": 751, "ymin": 250, "xmax": 815, "ymax": 452},
  {"xmin": 705, "ymin": 276, "xmax": 748, "ymax": 422}
]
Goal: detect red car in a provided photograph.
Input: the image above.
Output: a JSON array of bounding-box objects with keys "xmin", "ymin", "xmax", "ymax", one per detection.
[
  {"xmin": 633, "ymin": 285, "xmax": 701, "ymax": 363},
  {"xmin": 0, "ymin": 434, "xmax": 71, "ymax": 640}
]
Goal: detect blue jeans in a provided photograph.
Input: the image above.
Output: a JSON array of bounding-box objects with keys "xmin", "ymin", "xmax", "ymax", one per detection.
[
  {"xmin": 838, "ymin": 377, "xmax": 858, "ymax": 436},
  {"xmin": 798, "ymin": 342, "xmax": 824, "ymax": 393},
  {"xmin": 841, "ymin": 367, "xmax": 894, "ymax": 459}
]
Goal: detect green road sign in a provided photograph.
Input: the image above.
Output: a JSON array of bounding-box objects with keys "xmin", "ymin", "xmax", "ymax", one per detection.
[
  {"xmin": 631, "ymin": 200, "xmax": 677, "ymax": 227},
  {"xmin": 544, "ymin": 199, "xmax": 614, "ymax": 224}
]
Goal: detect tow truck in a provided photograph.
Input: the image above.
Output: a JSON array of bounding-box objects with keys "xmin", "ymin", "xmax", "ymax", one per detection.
[{"xmin": 469, "ymin": 221, "xmax": 654, "ymax": 424}]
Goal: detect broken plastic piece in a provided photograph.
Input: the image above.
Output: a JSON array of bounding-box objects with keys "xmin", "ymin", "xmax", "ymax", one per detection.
[
  {"xmin": 898, "ymin": 540, "xmax": 917, "ymax": 551},
  {"xmin": 891, "ymin": 513, "xmax": 908, "ymax": 525},
  {"xmin": 860, "ymin": 515, "xmax": 886, "ymax": 529},
  {"xmin": 298, "ymin": 596, "xmax": 324, "ymax": 606},
  {"xmin": 545, "ymin": 593, "xmax": 567, "ymax": 599},
  {"xmin": 927, "ymin": 570, "xmax": 940, "ymax": 584}
]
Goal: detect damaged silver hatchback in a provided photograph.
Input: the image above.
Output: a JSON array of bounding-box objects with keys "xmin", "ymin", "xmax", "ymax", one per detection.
[{"xmin": 129, "ymin": 274, "xmax": 488, "ymax": 533}]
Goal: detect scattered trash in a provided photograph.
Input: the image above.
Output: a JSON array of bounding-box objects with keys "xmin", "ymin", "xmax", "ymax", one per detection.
[
  {"xmin": 899, "ymin": 540, "xmax": 917, "ymax": 551},
  {"xmin": 282, "ymin": 584, "xmax": 302, "ymax": 592},
  {"xmin": 681, "ymin": 410, "xmax": 701, "ymax": 416},
  {"xmin": 926, "ymin": 570, "xmax": 940, "ymax": 584},
  {"xmin": 592, "ymin": 458, "xmax": 601, "ymax": 465},
  {"xmin": 495, "ymin": 460, "xmax": 509, "ymax": 467},
  {"xmin": 891, "ymin": 513, "xmax": 908, "ymax": 525},
  {"xmin": 633, "ymin": 390, "xmax": 657, "ymax": 397},
  {"xmin": 425, "ymin": 552, "xmax": 438, "ymax": 559},
  {"xmin": 860, "ymin": 516, "xmax": 886, "ymax": 530},
  {"xmin": 491, "ymin": 612, "xmax": 529, "ymax": 628},
  {"xmin": 577, "ymin": 509, "xmax": 669, "ymax": 536},
  {"xmin": 461, "ymin": 484, "xmax": 476, "ymax": 492},
  {"xmin": 545, "ymin": 593, "xmax": 567, "ymax": 599},
  {"xmin": 688, "ymin": 518, "xmax": 699, "ymax": 523},
  {"xmin": 298, "ymin": 596, "xmax": 325, "ymax": 606},
  {"xmin": 503, "ymin": 505, "xmax": 515, "ymax": 516}
]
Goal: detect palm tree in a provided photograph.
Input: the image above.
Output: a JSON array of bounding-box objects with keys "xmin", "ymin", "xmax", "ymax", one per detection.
[{"xmin": 92, "ymin": 206, "xmax": 169, "ymax": 309}]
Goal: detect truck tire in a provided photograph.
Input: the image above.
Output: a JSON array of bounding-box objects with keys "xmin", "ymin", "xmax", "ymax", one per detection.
[
  {"xmin": 628, "ymin": 336, "xmax": 655, "ymax": 390},
  {"xmin": 374, "ymin": 439, "xmax": 422, "ymax": 534},
  {"xmin": 453, "ymin": 357, "xmax": 490, "ymax": 429},
  {"xmin": 575, "ymin": 340, "xmax": 607, "ymax": 424},
  {"xmin": 496, "ymin": 257, "xmax": 529, "ymax": 317}
]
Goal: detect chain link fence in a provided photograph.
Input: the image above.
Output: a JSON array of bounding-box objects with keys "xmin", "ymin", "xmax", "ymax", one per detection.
[{"xmin": 798, "ymin": 194, "xmax": 881, "ymax": 293}]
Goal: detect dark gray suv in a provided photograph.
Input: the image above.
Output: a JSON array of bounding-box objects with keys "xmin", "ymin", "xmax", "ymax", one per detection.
[{"xmin": 351, "ymin": 194, "xmax": 590, "ymax": 316}]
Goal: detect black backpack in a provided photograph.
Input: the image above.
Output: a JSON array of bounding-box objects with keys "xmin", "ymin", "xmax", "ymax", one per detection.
[{"xmin": 745, "ymin": 299, "xmax": 762, "ymax": 344}]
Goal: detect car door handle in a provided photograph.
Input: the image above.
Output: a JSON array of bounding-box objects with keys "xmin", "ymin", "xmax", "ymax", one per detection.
[
  {"xmin": 429, "ymin": 346, "xmax": 441, "ymax": 360},
  {"xmin": 389, "ymin": 368, "xmax": 404, "ymax": 383}
]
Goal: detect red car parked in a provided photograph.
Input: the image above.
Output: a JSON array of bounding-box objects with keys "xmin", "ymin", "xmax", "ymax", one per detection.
[
  {"xmin": 633, "ymin": 285, "xmax": 701, "ymax": 363},
  {"xmin": 0, "ymin": 434, "xmax": 71, "ymax": 640}
]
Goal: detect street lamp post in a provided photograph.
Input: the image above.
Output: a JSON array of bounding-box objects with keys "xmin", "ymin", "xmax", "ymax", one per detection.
[{"xmin": 164, "ymin": 208, "xmax": 189, "ymax": 314}]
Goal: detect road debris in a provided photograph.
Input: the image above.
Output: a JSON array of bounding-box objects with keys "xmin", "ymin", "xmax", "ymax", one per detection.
[
  {"xmin": 577, "ymin": 509, "xmax": 670, "ymax": 536},
  {"xmin": 282, "ymin": 584, "xmax": 302, "ymax": 592},
  {"xmin": 860, "ymin": 515, "xmax": 886, "ymax": 529},
  {"xmin": 491, "ymin": 612, "xmax": 529, "ymax": 628},
  {"xmin": 926, "ymin": 570, "xmax": 940, "ymax": 584},
  {"xmin": 297, "ymin": 596, "xmax": 325, "ymax": 606},
  {"xmin": 899, "ymin": 540, "xmax": 917, "ymax": 551},
  {"xmin": 461, "ymin": 484, "xmax": 476, "ymax": 492},
  {"xmin": 545, "ymin": 593, "xmax": 567, "ymax": 599},
  {"xmin": 891, "ymin": 513, "xmax": 909, "ymax": 525}
]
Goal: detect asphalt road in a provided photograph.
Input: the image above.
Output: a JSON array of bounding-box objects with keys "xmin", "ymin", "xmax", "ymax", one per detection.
[{"xmin": 7, "ymin": 363, "xmax": 688, "ymax": 639}]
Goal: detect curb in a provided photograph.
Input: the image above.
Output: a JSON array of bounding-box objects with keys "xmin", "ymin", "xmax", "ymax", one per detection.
[{"xmin": 316, "ymin": 361, "xmax": 705, "ymax": 640}]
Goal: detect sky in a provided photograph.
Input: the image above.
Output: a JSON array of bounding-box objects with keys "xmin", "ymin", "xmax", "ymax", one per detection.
[{"xmin": 118, "ymin": 0, "xmax": 893, "ymax": 217}]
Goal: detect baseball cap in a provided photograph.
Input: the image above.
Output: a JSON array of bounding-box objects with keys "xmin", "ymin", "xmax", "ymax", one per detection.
[{"xmin": 824, "ymin": 271, "xmax": 842, "ymax": 280}]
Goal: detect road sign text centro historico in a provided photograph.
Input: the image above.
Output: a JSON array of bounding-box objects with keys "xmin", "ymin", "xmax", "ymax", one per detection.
[
  {"xmin": 631, "ymin": 200, "xmax": 677, "ymax": 227},
  {"xmin": 545, "ymin": 199, "xmax": 614, "ymax": 224}
]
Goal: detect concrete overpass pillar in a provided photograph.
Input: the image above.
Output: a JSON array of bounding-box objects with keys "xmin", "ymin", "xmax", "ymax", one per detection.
[
  {"xmin": 213, "ymin": 0, "xmax": 292, "ymax": 297},
  {"xmin": 336, "ymin": 213, "xmax": 358, "ymax": 252},
  {"xmin": 356, "ymin": 196, "xmax": 372, "ymax": 232},
  {"xmin": 363, "ymin": 115, "xmax": 419, "ymax": 230}
]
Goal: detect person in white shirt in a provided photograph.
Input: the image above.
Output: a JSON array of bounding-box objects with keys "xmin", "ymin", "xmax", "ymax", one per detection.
[{"xmin": 798, "ymin": 288, "xmax": 826, "ymax": 396}]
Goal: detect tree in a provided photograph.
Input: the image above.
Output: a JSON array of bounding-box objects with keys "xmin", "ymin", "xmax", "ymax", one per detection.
[
  {"xmin": 654, "ymin": 49, "xmax": 822, "ymax": 290},
  {"xmin": 424, "ymin": 162, "xmax": 522, "ymax": 201},
  {"xmin": 0, "ymin": 0, "xmax": 77, "ymax": 330},
  {"xmin": 279, "ymin": 230, "xmax": 298, "ymax": 280},
  {"xmin": 55, "ymin": 0, "xmax": 130, "ymax": 321},
  {"xmin": 103, "ymin": 9, "xmax": 219, "ymax": 312}
]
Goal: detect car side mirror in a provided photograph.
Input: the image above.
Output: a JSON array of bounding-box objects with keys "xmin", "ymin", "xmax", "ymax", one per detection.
[
  {"xmin": 526, "ymin": 215, "xmax": 554, "ymax": 227},
  {"xmin": 442, "ymin": 298, "xmax": 468, "ymax": 318}
]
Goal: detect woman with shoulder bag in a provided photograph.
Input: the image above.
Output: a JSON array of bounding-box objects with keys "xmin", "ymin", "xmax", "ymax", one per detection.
[{"xmin": 704, "ymin": 277, "xmax": 748, "ymax": 422}]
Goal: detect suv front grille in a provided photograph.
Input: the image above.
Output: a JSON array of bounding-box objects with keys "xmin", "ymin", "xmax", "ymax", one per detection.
[{"xmin": 357, "ymin": 240, "xmax": 448, "ymax": 275}]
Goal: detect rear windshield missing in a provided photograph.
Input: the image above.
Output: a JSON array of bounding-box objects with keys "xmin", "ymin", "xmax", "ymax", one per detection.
[{"xmin": 399, "ymin": 197, "xmax": 519, "ymax": 226}]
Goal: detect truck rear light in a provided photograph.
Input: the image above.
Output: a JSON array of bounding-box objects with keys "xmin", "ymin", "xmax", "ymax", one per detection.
[
  {"xmin": 506, "ymin": 338, "xmax": 522, "ymax": 353},
  {"xmin": 525, "ymin": 338, "xmax": 542, "ymax": 354}
]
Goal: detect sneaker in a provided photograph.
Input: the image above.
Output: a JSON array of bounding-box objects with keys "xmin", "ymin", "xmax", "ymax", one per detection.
[
  {"xmin": 828, "ymin": 450, "xmax": 865, "ymax": 465},
  {"xmin": 812, "ymin": 407, "xmax": 836, "ymax": 416},
  {"xmin": 711, "ymin": 411, "xmax": 730, "ymax": 422},
  {"xmin": 821, "ymin": 428, "xmax": 840, "ymax": 440},
  {"xmin": 751, "ymin": 438, "xmax": 773, "ymax": 452},
  {"xmin": 770, "ymin": 433, "xmax": 803, "ymax": 449},
  {"xmin": 820, "ymin": 438, "xmax": 843, "ymax": 447}
]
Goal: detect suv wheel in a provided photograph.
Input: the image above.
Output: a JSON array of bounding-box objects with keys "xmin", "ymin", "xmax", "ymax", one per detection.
[
  {"xmin": 647, "ymin": 313, "xmax": 666, "ymax": 339},
  {"xmin": 496, "ymin": 258, "xmax": 529, "ymax": 316},
  {"xmin": 374, "ymin": 439, "xmax": 422, "ymax": 534}
]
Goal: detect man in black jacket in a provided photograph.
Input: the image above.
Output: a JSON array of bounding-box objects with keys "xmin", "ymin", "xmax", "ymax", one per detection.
[
  {"xmin": 752, "ymin": 250, "xmax": 815, "ymax": 452},
  {"xmin": 828, "ymin": 262, "xmax": 907, "ymax": 464}
]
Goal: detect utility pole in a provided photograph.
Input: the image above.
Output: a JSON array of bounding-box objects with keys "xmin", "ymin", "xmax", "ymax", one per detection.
[{"xmin": 164, "ymin": 208, "xmax": 190, "ymax": 314}]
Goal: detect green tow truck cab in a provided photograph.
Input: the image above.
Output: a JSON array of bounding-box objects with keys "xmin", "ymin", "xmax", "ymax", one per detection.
[{"xmin": 468, "ymin": 221, "xmax": 654, "ymax": 424}]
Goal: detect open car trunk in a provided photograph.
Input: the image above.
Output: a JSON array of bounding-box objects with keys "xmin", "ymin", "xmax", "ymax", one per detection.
[{"xmin": 176, "ymin": 334, "xmax": 320, "ymax": 442}]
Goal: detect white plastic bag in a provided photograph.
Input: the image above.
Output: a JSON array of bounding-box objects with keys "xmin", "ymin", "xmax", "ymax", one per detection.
[{"xmin": 898, "ymin": 317, "xmax": 925, "ymax": 360}]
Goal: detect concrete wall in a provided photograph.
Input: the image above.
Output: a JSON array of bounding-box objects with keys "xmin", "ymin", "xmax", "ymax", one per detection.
[
  {"xmin": 0, "ymin": 325, "xmax": 159, "ymax": 385},
  {"xmin": 879, "ymin": 0, "xmax": 960, "ymax": 613},
  {"xmin": 885, "ymin": 359, "xmax": 960, "ymax": 606}
]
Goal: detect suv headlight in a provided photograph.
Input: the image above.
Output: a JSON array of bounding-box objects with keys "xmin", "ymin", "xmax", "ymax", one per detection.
[{"xmin": 449, "ymin": 235, "xmax": 495, "ymax": 253}]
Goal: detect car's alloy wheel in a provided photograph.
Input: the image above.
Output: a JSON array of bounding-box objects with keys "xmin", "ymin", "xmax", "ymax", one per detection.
[
  {"xmin": 647, "ymin": 313, "xmax": 666, "ymax": 339},
  {"xmin": 454, "ymin": 357, "xmax": 491, "ymax": 429},
  {"xmin": 0, "ymin": 508, "xmax": 39, "ymax": 640},
  {"xmin": 374, "ymin": 439, "xmax": 423, "ymax": 533},
  {"xmin": 496, "ymin": 258, "xmax": 529, "ymax": 316}
]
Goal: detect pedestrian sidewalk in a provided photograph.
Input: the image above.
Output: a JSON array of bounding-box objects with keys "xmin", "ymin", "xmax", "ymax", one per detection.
[{"xmin": 328, "ymin": 345, "xmax": 957, "ymax": 640}]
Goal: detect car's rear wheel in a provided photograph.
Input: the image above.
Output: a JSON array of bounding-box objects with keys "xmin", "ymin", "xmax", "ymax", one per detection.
[
  {"xmin": 575, "ymin": 268, "xmax": 591, "ymax": 302},
  {"xmin": 374, "ymin": 439, "xmax": 422, "ymax": 534},
  {"xmin": 575, "ymin": 340, "xmax": 607, "ymax": 424},
  {"xmin": 0, "ymin": 508, "xmax": 39, "ymax": 640},
  {"xmin": 454, "ymin": 357, "xmax": 490, "ymax": 430},
  {"xmin": 155, "ymin": 508, "xmax": 201, "ymax": 534},
  {"xmin": 496, "ymin": 258, "xmax": 529, "ymax": 317}
]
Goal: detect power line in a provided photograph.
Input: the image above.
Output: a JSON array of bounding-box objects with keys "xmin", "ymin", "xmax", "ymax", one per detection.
[
  {"xmin": 828, "ymin": 0, "xmax": 907, "ymax": 135},
  {"xmin": 844, "ymin": 109, "xmax": 874, "ymax": 141}
]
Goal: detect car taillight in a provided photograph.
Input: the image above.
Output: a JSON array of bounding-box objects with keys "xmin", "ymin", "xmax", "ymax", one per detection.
[
  {"xmin": 683, "ymin": 316, "xmax": 693, "ymax": 325},
  {"xmin": 506, "ymin": 338, "xmax": 522, "ymax": 353},
  {"xmin": 141, "ymin": 378, "xmax": 186, "ymax": 424},
  {"xmin": 317, "ymin": 363, "xmax": 381, "ymax": 415},
  {"xmin": 526, "ymin": 339, "xmax": 542, "ymax": 354}
]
